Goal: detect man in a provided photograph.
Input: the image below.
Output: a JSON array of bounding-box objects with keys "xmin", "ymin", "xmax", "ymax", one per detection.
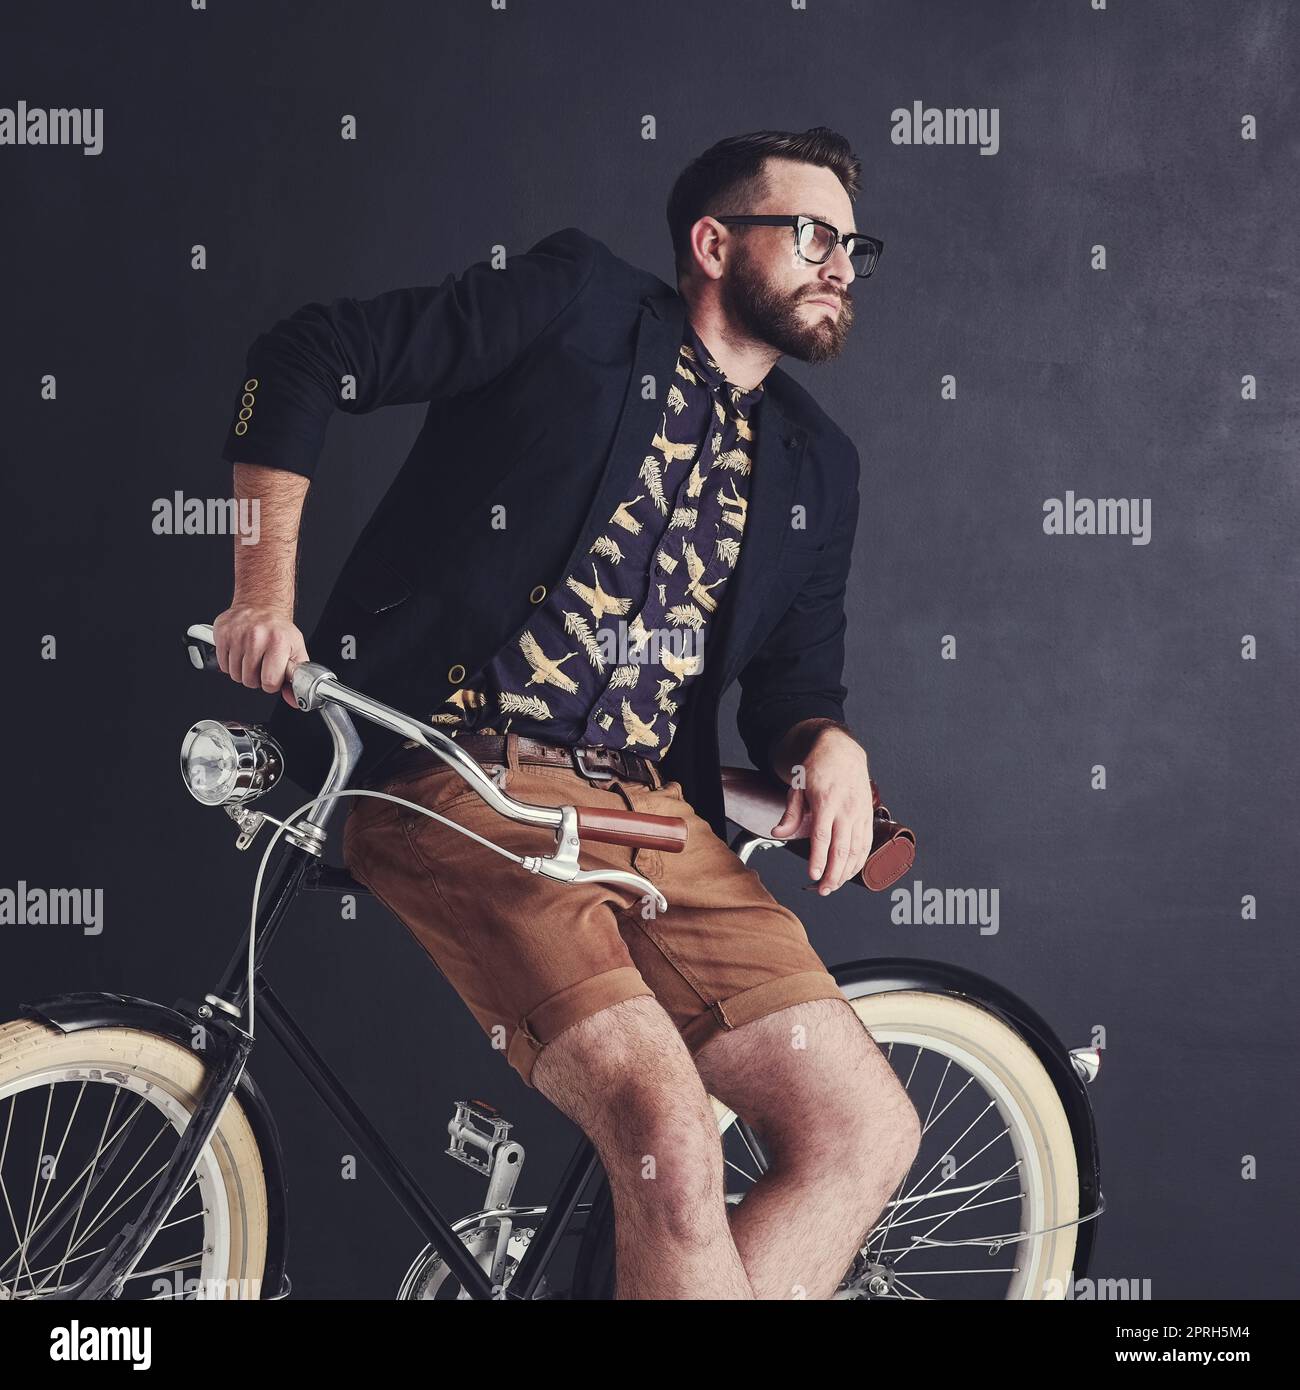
[{"xmin": 214, "ymin": 126, "xmax": 921, "ymax": 1299}]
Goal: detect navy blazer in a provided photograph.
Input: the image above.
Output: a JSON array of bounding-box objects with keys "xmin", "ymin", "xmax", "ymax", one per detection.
[{"xmin": 219, "ymin": 225, "xmax": 862, "ymax": 841}]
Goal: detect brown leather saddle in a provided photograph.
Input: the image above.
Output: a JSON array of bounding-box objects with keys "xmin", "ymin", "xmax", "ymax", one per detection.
[{"xmin": 720, "ymin": 767, "xmax": 916, "ymax": 891}]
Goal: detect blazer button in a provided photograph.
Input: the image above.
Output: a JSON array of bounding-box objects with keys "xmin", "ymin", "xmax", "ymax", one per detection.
[
  {"xmin": 447, "ymin": 663, "xmax": 466, "ymax": 684},
  {"xmin": 244, "ymin": 377, "xmax": 260, "ymax": 392},
  {"xmin": 529, "ymin": 584, "xmax": 546, "ymax": 603}
]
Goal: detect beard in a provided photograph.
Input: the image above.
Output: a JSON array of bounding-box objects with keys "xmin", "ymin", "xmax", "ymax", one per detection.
[{"xmin": 719, "ymin": 247, "xmax": 855, "ymax": 363}]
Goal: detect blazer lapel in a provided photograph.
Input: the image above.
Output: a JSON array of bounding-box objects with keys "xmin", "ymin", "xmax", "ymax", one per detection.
[
  {"xmin": 552, "ymin": 289, "xmax": 689, "ymax": 581},
  {"xmin": 702, "ymin": 383, "xmax": 805, "ymax": 700}
]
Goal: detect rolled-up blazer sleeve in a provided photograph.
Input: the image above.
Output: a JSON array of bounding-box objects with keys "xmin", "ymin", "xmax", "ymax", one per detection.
[
  {"xmin": 735, "ymin": 445, "xmax": 861, "ymax": 774},
  {"xmin": 218, "ymin": 225, "xmax": 599, "ymax": 479}
]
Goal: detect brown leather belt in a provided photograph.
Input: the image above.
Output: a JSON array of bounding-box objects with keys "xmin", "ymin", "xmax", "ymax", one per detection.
[{"xmin": 367, "ymin": 732, "xmax": 663, "ymax": 790}]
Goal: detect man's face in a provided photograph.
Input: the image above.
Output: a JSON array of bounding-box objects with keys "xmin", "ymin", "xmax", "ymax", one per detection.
[{"xmin": 716, "ymin": 158, "xmax": 859, "ymax": 364}]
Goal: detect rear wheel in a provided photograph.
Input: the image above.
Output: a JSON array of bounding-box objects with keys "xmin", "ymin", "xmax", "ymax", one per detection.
[
  {"xmin": 0, "ymin": 1018, "xmax": 269, "ymax": 1299},
  {"xmin": 573, "ymin": 990, "xmax": 1081, "ymax": 1300}
]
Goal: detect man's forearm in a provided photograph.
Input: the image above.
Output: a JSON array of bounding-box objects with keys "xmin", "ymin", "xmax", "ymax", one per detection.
[
  {"xmin": 769, "ymin": 717, "xmax": 862, "ymax": 784},
  {"xmin": 232, "ymin": 463, "xmax": 310, "ymax": 613}
]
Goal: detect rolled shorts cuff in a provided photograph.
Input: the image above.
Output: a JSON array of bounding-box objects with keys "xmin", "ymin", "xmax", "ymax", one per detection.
[
  {"xmin": 507, "ymin": 966, "xmax": 656, "ymax": 1088},
  {"xmin": 678, "ymin": 969, "xmax": 851, "ymax": 1056}
]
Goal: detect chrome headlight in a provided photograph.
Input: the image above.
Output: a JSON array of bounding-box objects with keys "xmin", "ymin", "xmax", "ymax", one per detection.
[{"xmin": 180, "ymin": 719, "xmax": 284, "ymax": 807}]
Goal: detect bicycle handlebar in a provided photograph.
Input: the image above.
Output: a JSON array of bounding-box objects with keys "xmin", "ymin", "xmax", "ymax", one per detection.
[{"xmin": 184, "ymin": 623, "xmax": 688, "ymax": 855}]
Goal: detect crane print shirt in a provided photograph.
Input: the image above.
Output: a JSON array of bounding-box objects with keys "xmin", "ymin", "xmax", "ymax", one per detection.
[{"xmin": 435, "ymin": 319, "xmax": 765, "ymax": 761}]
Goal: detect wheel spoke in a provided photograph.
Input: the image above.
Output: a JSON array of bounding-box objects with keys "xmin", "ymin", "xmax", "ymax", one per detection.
[
  {"xmin": 28, "ymin": 1163, "xmax": 200, "ymax": 1297},
  {"xmin": 2, "ymin": 1080, "xmax": 204, "ymax": 1300},
  {"xmin": 1, "ymin": 1085, "xmax": 150, "ymax": 1285},
  {"xmin": 735, "ymin": 1118, "xmax": 768, "ymax": 1178},
  {"xmin": 881, "ymin": 1188, "xmax": 1025, "ymax": 1231},
  {"xmin": 23, "ymin": 1080, "xmax": 90, "ymax": 1289},
  {"xmin": 50, "ymin": 1082, "xmax": 132, "ymax": 1295},
  {"xmin": 15, "ymin": 1083, "xmax": 55, "ymax": 1294},
  {"xmin": 897, "ymin": 1100, "xmax": 1002, "ymax": 1204},
  {"xmin": 10, "ymin": 1208, "xmax": 210, "ymax": 1288},
  {"xmin": 118, "ymin": 1253, "xmax": 206, "ymax": 1286},
  {"xmin": 24, "ymin": 1105, "xmax": 181, "ymax": 1297},
  {"xmin": 891, "ymin": 1159, "xmax": 1022, "ymax": 1272}
]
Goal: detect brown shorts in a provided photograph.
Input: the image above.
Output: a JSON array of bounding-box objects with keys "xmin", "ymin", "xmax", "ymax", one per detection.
[{"xmin": 341, "ymin": 733, "xmax": 849, "ymax": 1088}]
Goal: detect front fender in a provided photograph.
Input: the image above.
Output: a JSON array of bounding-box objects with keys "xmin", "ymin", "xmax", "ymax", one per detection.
[
  {"xmin": 829, "ymin": 957, "xmax": 1103, "ymax": 1282},
  {"xmin": 17, "ymin": 990, "xmax": 290, "ymax": 1300}
]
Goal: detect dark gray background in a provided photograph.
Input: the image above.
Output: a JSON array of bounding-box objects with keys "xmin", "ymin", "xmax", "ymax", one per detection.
[{"xmin": 2, "ymin": 0, "xmax": 1296, "ymax": 1299}]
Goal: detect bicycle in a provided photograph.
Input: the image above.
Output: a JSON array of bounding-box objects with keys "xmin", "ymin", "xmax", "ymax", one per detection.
[{"xmin": 0, "ymin": 621, "xmax": 1104, "ymax": 1300}]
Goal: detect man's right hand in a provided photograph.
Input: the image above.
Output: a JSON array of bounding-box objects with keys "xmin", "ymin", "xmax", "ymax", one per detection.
[{"xmin": 212, "ymin": 606, "xmax": 308, "ymax": 708}]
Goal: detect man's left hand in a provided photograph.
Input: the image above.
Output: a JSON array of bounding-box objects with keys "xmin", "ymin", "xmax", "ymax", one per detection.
[{"xmin": 769, "ymin": 724, "xmax": 873, "ymax": 894}]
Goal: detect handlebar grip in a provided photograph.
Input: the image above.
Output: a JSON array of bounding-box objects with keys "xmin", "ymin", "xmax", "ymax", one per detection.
[
  {"xmin": 184, "ymin": 623, "xmax": 298, "ymax": 695},
  {"xmin": 184, "ymin": 624, "xmax": 222, "ymax": 673},
  {"xmin": 574, "ymin": 806, "xmax": 688, "ymax": 854}
]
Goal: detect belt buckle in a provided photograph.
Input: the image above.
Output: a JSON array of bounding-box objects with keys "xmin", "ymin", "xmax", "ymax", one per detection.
[{"xmin": 572, "ymin": 745, "xmax": 616, "ymax": 782}]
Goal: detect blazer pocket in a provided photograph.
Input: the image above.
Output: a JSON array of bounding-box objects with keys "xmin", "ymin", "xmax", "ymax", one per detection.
[
  {"xmin": 339, "ymin": 546, "xmax": 415, "ymax": 613},
  {"xmin": 775, "ymin": 538, "xmax": 826, "ymax": 573}
]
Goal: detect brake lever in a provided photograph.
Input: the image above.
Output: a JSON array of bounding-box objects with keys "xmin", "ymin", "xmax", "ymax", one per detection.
[
  {"xmin": 519, "ymin": 805, "xmax": 669, "ymax": 914},
  {"xmin": 522, "ymin": 857, "xmax": 668, "ymax": 914}
]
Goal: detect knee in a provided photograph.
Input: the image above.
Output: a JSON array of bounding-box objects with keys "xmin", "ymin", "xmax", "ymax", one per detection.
[
  {"xmin": 603, "ymin": 1080, "xmax": 726, "ymax": 1240},
  {"xmin": 886, "ymin": 1089, "xmax": 923, "ymax": 1174},
  {"xmin": 844, "ymin": 1080, "xmax": 922, "ymax": 1189},
  {"xmin": 608, "ymin": 1074, "xmax": 722, "ymax": 1173}
]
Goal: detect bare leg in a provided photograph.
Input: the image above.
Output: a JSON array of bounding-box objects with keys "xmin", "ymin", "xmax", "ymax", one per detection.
[
  {"xmin": 531, "ymin": 996, "xmax": 754, "ymax": 1300},
  {"xmin": 693, "ymin": 998, "xmax": 922, "ymax": 1299}
]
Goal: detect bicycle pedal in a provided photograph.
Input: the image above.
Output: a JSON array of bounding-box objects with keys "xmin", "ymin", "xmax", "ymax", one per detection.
[
  {"xmin": 445, "ymin": 1099, "xmax": 513, "ymax": 1177},
  {"xmin": 446, "ymin": 1100, "xmax": 527, "ymax": 1209}
]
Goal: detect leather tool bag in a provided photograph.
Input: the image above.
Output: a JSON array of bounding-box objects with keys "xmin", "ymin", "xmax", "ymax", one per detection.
[{"xmin": 861, "ymin": 778, "xmax": 917, "ymax": 890}]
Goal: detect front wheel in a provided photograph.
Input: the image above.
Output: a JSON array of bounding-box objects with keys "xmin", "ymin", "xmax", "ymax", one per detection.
[
  {"xmin": 0, "ymin": 1019, "xmax": 269, "ymax": 1300},
  {"xmin": 573, "ymin": 990, "xmax": 1082, "ymax": 1300}
]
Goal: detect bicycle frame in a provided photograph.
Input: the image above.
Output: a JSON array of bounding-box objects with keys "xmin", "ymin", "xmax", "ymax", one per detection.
[{"xmin": 250, "ymin": 845, "xmax": 605, "ymax": 1300}]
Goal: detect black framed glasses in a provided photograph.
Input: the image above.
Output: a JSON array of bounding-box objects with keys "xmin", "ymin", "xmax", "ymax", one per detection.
[{"xmin": 713, "ymin": 214, "xmax": 884, "ymax": 278}]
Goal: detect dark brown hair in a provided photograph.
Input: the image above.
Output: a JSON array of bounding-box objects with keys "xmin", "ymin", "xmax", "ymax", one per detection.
[{"xmin": 666, "ymin": 126, "xmax": 862, "ymax": 282}]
